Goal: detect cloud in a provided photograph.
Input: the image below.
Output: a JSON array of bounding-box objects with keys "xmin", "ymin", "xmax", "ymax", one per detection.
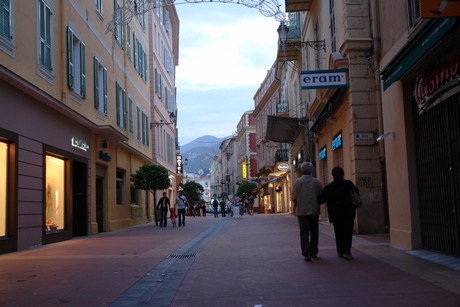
[{"xmin": 175, "ymin": 3, "xmax": 280, "ymax": 144}]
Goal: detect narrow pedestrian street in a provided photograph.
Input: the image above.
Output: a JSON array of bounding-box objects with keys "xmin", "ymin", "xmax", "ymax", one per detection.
[{"xmin": 1, "ymin": 214, "xmax": 460, "ymax": 307}]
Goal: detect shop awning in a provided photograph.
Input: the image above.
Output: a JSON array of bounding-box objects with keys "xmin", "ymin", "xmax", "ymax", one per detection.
[{"xmin": 266, "ymin": 115, "xmax": 303, "ymax": 144}]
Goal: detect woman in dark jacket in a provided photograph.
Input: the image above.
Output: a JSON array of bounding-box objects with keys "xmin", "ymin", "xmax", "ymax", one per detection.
[{"xmin": 319, "ymin": 167, "xmax": 359, "ymax": 260}]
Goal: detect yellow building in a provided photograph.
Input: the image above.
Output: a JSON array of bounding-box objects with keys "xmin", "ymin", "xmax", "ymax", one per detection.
[{"xmin": 0, "ymin": 0, "xmax": 177, "ymax": 253}]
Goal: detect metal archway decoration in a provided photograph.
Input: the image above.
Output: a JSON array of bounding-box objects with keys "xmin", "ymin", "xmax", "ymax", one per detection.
[{"xmin": 106, "ymin": 0, "xmax": 286, "ymax": 34}]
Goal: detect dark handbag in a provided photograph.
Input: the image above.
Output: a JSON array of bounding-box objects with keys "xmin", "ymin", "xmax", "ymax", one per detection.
[{"xmin": 350, "ymin": 189, "xmax": 362, "ymax": 208}]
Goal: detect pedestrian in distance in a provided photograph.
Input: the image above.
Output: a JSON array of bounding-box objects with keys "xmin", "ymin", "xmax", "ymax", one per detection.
[
  {"xmin": 157, "ymin": 192, "xmax": 170, "ymax": 227},
  {"xmin": 220, "ymin": 198, "xmax": 226, "ymax": 217},
  {"xmin": 176, "ymin": 190, "xmax": 188, "ymax": 227},
  {"xmin": 292, "ymin": 161, "xmax": 323, "ymax": 262},
  {"xmin": 212, "ymin": 198, "xmax": 219, "ymax": 218},
  {"xmin": 248, "ymin": 195, "xmax": 255, "ymax": 216},
  {"xmin": 201, "ymin": 202, "xmax": 207, "ymax": 217},
  {"xmin": 319, "ymin": 166, "xmax": 359, "ymax": 260},
  {"xmin": 170, "ymin": 205, "xmax": 177, "ymax": 227}
]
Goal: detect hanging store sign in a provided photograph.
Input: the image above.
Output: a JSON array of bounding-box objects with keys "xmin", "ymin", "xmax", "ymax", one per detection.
[
  {"xmin": 242, "ymin": 161, "xmax": 247, "ymax": 179},
  {"xmin": 177, "ymin": 155, "xmax": 184, "ymax": 174},
  {"xmin": 277, "ymin": 163, "xmax": 290, "ymax": 171},
  {"xmin": 318, "ymin": 146, "xmax": 327, "ymax": 161},
  {"xmin": 332, "ymin": 132, "xmax": 342, "ymax": 150},
  {"xmin": 301, "ymin": 69, "xmax": 347, "ymax": 89}
]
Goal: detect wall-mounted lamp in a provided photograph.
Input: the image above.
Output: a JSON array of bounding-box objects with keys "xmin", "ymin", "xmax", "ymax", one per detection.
[
  {"xmin": 376, "ymin": 131, "xmax": 395, "ymax": 142},
  {"xmin": 150, "ymin": 112, "xmax": 176, "ymax": 129},
  {"xmin": 277, "ymin": 22, "xmax": 326, "ymax": 52},
  {"xmin": 101, "ymin": 140, "xmax": 108, "ymax": 148}
]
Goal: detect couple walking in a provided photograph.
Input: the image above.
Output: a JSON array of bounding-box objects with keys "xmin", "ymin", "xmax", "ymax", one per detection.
[{"xmin": 292, "ymin": 162, "xmax": 359, "ymax": 261}]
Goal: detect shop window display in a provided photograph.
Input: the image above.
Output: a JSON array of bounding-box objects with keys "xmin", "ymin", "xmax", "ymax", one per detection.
[
  {"xmin": 0, "ymin": 142, "xmax": 7, "ymax": 236},
  {"xmin": 45, "ymin": 155, "xmax": 65, "ymax": 232}
]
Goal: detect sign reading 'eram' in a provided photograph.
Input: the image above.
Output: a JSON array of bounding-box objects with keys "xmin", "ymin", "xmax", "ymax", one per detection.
[{"xmin": 301, "ymin": 69, "xmax": 347, "ymax": 89}]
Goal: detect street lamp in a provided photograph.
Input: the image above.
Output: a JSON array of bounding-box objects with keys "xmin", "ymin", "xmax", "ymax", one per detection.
[
  {"xmin": 277, "ymin": 22, "xmax": 326, "ymax": 52},
  {"xmin": 150, "ymin": 112, "xmax": 176, "ymax": 129}
]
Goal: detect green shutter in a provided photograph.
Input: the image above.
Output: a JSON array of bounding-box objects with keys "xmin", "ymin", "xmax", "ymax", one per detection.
[
  {"xmin": 103, "ymin": 68, "xmax": 107, "ymax": 114},
  {"xmin": 116, "ymin": 82, "xmax": 120, "ymax": 125},
  {"xmin": 94, "ymin": 57, "xmax": 99, "ymax": 109},
  {"xmin": 122, "ymin": 89, "xmax": 126, "ymax": 129},
  {"xmin": 80, "ymin": 42, "xmax": 86, "ymax": 98},
  {"xmin": 67, "ymin": 27, "xmax": 74, "ymax": 89}
]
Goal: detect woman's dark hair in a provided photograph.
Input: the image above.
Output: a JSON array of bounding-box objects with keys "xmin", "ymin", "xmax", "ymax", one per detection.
[{"xmin": 331, "ymin": 167, "xmax": 344, "ymax": 181}]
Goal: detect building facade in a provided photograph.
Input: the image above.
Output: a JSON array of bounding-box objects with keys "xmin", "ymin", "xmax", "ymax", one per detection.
[
  {"xmin": 379, "ymin": 1, "xmax": 460, "ymax": 256},
  {"xmin": 0, "ymin": 0, "xmax": 179, "ymax": 254}
]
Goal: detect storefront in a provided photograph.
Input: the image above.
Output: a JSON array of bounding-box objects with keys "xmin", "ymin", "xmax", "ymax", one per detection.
[
  {"xmin": 0, "ymin": 77, "xmax": 90, "ymax": 253},
  {"xmin": 381, "ymin": 18, "xmax": 460, "ymax": 256}
]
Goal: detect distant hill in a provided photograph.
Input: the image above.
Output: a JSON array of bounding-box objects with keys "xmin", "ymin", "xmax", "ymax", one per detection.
[{"xmin": 180, "ymin": 135, "xmax": 230, "ymax": 177}]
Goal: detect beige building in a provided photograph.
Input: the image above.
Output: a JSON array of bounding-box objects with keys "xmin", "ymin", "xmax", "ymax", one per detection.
[
  {"xmin": 378, "ymin": 1, "xmax": 460, "ymax": 256},
  {"xmin": 0, "ymin": 0, "xmax": 179, "ymax": 254},
  {"xmin": 276, "ymin": 1, "xmax": 387, "ymax": 233}
]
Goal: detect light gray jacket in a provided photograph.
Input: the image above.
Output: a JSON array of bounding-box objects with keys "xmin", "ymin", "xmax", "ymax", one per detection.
[{"xmin": 292, "ymin": 174, "xmax": 323, "ymax": 216}]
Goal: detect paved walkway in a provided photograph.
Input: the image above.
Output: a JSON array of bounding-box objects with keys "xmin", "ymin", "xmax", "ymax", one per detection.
[{"xmin": 1, "ymin": 214, "xmax": 460, "ymax": 307}]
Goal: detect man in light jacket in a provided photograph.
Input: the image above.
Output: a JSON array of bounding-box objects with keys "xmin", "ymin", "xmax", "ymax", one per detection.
[{"xmin": 292, "ymin": 162, "xmax": 323, "ymax": 261}]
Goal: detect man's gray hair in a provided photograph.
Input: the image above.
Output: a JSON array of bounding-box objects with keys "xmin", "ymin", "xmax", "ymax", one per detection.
[{"xmin": 301, "ymin": 162, "xmax": 313, "ymax": 174}]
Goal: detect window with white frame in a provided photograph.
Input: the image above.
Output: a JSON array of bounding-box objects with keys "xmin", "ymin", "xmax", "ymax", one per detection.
[
  {"xmin": 0, "ymin": 0, "xmax": 12, "ymax": 41},
  {"xmin": 115, "ymin": 82, "xmax": 127, "ymax": 129},
  {"xmin": 38, "ymin": 0, "xmax": 53, "ymax": 72},
  {"xmin": 96, "ymin": 0, "xmax": 103, "ymax": 16},
  {"xmin": 126, "ymin": 24, "xmax": 131, "ymax": 61},
  {"xmin": 114, "ymin": 0, "xmax": 124, "ymax": 47},
  {"xmin": 93, "ymin": 57, "xmax": 107, "ymax": 115},
  {"xmin": 408, "ymin": 0, "xmax": 421, "ymax": 28},
  {"xmin": 67, "ymin": 27, "xmax": 86, "ymax": 98}
]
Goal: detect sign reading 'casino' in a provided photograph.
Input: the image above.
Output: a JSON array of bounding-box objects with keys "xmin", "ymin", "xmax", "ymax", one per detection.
[{"xmin": 301, "ymin": 69, "xmax": 348, "ymax": 89}]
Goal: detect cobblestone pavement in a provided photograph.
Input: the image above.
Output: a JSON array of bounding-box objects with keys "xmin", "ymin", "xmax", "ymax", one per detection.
[{"xmin": 1, "ymin": 214, "xmax": 459, "ymax": 307}]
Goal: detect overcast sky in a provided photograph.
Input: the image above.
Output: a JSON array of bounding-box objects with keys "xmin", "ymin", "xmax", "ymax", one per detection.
[{"xmin": 175, "ymin": 2, "xmax": 281, "ymax": 146}]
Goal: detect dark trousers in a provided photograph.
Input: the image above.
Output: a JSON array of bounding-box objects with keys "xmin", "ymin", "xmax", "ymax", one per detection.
[
  {"xmin": 297, "ymin": 215, "xmax": 319, "ymax": 257},
  {"xmin": 332, "ymin": 213, "xmax": 355, "ymax": 254},
  {"xmin": 178, "ymin": 208, "xmax": 186, "ymax": 226},
  {"xmin": 213, "ymin": 207, "xmax": 219, "ymax": 217},
  {"xmin": 159, "ymin": 208, "xmax": 168, "ymax": 227}
]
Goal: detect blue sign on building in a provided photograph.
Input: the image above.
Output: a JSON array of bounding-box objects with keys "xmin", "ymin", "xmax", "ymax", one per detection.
[{"xmin": 332, "ymin": 132, "xmax": 342, "ymax": 150}]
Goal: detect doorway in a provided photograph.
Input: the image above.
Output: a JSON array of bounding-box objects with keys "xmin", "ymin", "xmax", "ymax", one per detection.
[
  {"xmin": 72, "ymin": 160, "xmax": 87, "ymax": 236},
  {"xmin": 96, "ymin": 165, "xmax": 105, "ymax": 233},
  {"xmin": 414, "ymin": 93, "xmax": 460, "ymax": 257}
]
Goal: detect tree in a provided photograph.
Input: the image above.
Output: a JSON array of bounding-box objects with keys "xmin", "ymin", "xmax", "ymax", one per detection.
[
  {"xmin": 236, "ymin": 181, "xmax": 258, "ymax": 199},
  {"xmin": 183, "ymin": 181, "xmax": 204, "ymax": 206},
  {"xmin": 133, "ymin": 164, "xmax": 170, "ymax": 221}
]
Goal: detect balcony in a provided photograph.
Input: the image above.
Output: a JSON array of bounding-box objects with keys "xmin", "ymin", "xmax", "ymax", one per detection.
[
  {"xmin": 275, "ymin": 149, "xmax": 289, "ymax": 163},
  {"xmin": 285, "ymin": 0, "xmax": 312, "ymax": 12}
]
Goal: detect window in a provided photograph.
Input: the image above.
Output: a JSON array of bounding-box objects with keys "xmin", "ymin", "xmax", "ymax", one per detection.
[
  {"xmin": 126, "ymin": 25, "xmax": 131, "ymax": 61},
  {"xmin": 329, "ymin": 0, "xmax": 336, "ymax": 53},
  {"xmin": 93, "ymin": 57, "xmax": 107, "ymax": 114},
  {"xmin": 0, "ymin": 0, "xmax": 12, "ymax": 40},
  {"xmin": 0, "ymin": 142, "xmax": 7, "ymax": 237},
  {"xmin": 114, "ymin": 0, "xmax": 124, "ymax": 47},
  {"xmin": 67, "ymin": 27, "xmax": 86, "ymax": 98},
  {"xmin": 408, "ymin": 0, "xmax": 421, "ymax": 28},
  {"xmin": 45, "ymin": 155, "xmax": 65, "ymax": 232},
  {"xmin": 38, "ymin": 0, "xmax": 53, "ymax": 72},
  {"xmin": 115, "ymin": 82, "xmax": 126, "ymax": 129},
  {"xmin": 133, "ymin": 35, "xmax": 147, "ymax": 81},
  {"xmin": 96, "ymin": 0, "xmax": 103, "ymax": 16},
  {"xmin": 130, "ymin": 179, "xmax": 140, "ymax": 205},
  {"xmin": 116, "ymin": 169, "xmax": 125, "ymax": 205}
]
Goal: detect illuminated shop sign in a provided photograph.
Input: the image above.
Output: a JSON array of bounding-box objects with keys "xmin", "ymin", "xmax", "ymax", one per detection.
[
  {"xmin": 277, "ymin": 163, "xmax": 290, "ymax": 171},
  {"xmin": 242, "ymin": 161, "xmax": 247, "ymax": 179},
  {"xmin": 318, "ymin": 146, "xmax": 327, "ymax": 160},
  {"xmin": 301, "ymin": 69, "xmax": 347, "ymax": 89},
  {"xmin": 71, "ymin": 137, "xmax": 89, "ymax": 152},
  {"xmin": 332, "ymin": 132, "xmax": 342, "ymax": 150},
  {"xmin": 177, "ymin": 155, "xmax": 183, "ymax": 174}
]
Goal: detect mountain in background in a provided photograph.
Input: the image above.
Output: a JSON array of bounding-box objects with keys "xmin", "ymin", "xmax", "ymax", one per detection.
[{"xmin": 180, "ymin": 135, "xmax": 230, "ymax": 177}]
